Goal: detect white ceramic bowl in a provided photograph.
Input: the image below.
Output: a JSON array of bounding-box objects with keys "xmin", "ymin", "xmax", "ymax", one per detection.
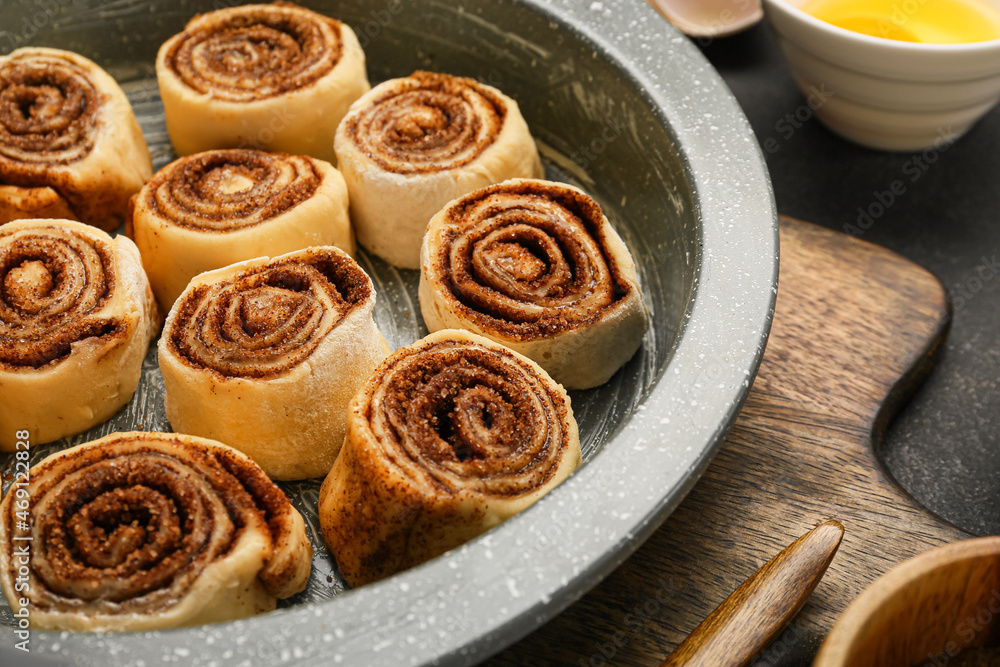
[{"xmin": 763, "ymin": 0, "xmax": 1000, "ymax": 151}]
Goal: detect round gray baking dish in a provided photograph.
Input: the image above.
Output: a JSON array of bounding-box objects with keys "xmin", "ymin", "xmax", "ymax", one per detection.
[{"xmin": 0, "ymin": 0, "xmax": 778, "ymax": 664}]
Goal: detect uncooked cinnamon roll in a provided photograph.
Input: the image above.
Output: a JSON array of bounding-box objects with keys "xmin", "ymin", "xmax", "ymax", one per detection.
[
  {"xmin": 319, "ymin": 329, "xmax": 581, "ymax": 587},
  {"xmin": 129, "ymin": 148, "xmax": 354, "ymax": 311},
  {"xmin": 334, "ymin": 70, "xmax": 544, "ymax": 269},
  {"xmin": 0, "ymin": 220, "xmax": 158, "ymax": 451},
  {"xmin": 0, "ymin": 47, "xmax": 152, "ymax": 231},
  {"xmin": 0, "ymin": 431, "xmax": 312, "ymax": 632},
  {"xmin": 157, "ymin": 2, "xmax": 369, "ymax": 163},
  {"xmin": 159, "ymin": 246, "xmax": 389, "ymax": 480},
  {"xmin": 420, "ymin": 178, "xmax": 648, "ymax": 390}
]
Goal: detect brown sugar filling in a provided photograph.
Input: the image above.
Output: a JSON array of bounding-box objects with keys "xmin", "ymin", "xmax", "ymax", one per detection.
[
  {"xmin": 0, "ymin": 52, "xmax": 100, "ymax": 168},
  {"xmin": 370, "ymin": 339, "xmax": 571, "ymax": 496},
  {"xmin": 165, "ymin": 3, "xmax": 344, "ymax": 102},
  {"xmin": 344, "ymin": 71, "xmax": 506, "ymax": 175},
  {"xmin": 0, "ymin": 225, "xmax": 120, "ymax": 369},
  {"xmin": 8, "ymin": 433, "xmax": 303, "ymax": 613},
  {"xmin": 139, "ymin": 149, "xmax": 321, "ymax": 232},
  {"xmin": 432, "ymin": 180, "xmax": 633, "ymax": 340},
  {"xmin": 168, "ymin": 248, "xmax": 371, "ymax": 379}
]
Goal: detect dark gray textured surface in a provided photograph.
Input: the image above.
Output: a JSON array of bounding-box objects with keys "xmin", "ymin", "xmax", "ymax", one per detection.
[{"xmin": 700, "ymin": 22, "xmax": 1000, "ymax": 538}]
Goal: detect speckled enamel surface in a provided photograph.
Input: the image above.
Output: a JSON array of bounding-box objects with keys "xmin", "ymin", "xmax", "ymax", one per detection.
[{"xmin": 0, "ymin": 0, "xmax": 776, "ymax": 664}]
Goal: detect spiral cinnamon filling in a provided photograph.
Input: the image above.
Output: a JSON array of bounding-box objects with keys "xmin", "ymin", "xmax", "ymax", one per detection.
[
  {"xmin": 163, "ymin": 3, "xmax": 343, "ymax": 102},
  {"xmin": 434, "ymin": 181, "xmax": 632, "ymax": 339},
  {"xmin": 0, "ymin": 51, "xmax": 99, "ymax": 169},
  {"xmin": 7, "ymin": 432, "xmax": 307, "ymax": 614},
  {"xmin": 344, "ymin": 71, "xmax": 507, "ymax": 175},
  {"xmin": 368, "ymin": 339, "xmax": 572, "ymax": 497},
  {"xmin": 0, "ymin": 224, "xmax": 120, "ymax": 369},
  {"xmin": 168, "ymin": 248, "xmax": 371, "ymax": 378},
  {"xmin": 143, "ymin": 150, "xmax": 321, "ymax": 231}
]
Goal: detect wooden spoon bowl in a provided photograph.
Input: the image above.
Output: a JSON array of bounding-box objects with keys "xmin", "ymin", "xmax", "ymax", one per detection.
[{"xmin": 816, "ymin": 536, "xmax": 1000, "ymax": 667}]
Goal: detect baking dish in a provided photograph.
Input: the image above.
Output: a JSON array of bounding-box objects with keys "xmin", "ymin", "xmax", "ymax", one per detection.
[{"xmin": 0, "ymin": 0, "xmax": 777, "ymax": 664}]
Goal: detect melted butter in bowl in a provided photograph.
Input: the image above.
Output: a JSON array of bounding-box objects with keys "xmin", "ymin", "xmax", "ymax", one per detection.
[
  {"xmin": 801, "ymin": 0, "xmax": 1000, "ymax": 44},
  {"xmin": 764, "ymin": 0, "xmax": 1000, "ymax": 150}
]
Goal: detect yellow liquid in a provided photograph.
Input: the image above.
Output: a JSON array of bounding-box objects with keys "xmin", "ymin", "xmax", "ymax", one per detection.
[{"xmin": 801, "ymin": 0, "xmax": 1000, "ymax": 43}]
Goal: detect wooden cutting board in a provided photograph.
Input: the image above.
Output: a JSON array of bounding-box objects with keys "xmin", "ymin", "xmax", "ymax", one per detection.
[{"xmin": 487, "ymin": 216, "xmax": 968, "ymax": 666}]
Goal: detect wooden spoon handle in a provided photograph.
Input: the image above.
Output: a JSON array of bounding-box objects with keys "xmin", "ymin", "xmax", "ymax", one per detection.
[{"xmin": 661, "ymin": 520, "xmax": 845, "ymax": 667}]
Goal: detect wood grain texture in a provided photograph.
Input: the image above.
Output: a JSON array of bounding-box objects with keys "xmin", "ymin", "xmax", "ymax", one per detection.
[
  {"xmin": 663, "ymin": 520, "xmax": 844, "ymax": 667},
  {"xmin": 815, "ymin": 536, "xmax": 1000, "ymax": 667},
  {"xmin": 487, "ymin": 217, "xmax": 967, "ymax": 667}
]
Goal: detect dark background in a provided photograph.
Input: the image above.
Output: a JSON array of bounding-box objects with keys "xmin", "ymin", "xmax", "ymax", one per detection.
[{"xmin": 701, "ymin": 22, "xmax": 999, "ymax": 538}]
